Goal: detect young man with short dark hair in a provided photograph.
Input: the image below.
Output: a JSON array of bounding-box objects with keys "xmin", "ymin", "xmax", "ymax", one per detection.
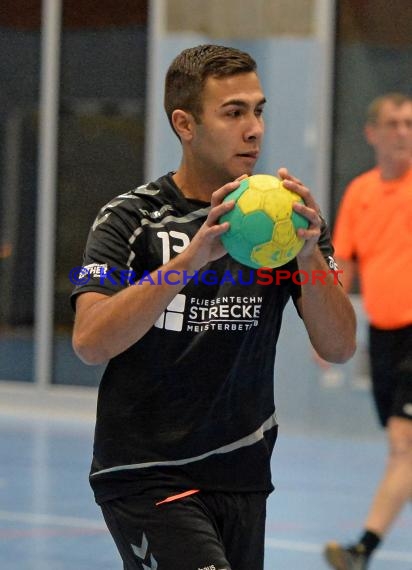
[{"xmin": 72, "ymin": 44, "xmax": 356, "ymax": 570}]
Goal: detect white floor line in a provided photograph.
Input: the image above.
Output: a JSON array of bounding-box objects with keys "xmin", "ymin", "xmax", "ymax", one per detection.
[
  {"xmin": 265, "ymin": 538, "xmax": 412, "ymax": 563},
  {"xmin": 0, "ymin": 510, "xmax": 106, "ymax": 530},
  {"xmin": 1, "ymin": 510, "xmax": 411, "ymax": 563}
]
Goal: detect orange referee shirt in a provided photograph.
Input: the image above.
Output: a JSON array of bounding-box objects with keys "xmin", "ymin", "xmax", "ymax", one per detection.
[{"xmin": 333, "ymin": 166, "xmax": 412, "ymax": 329}]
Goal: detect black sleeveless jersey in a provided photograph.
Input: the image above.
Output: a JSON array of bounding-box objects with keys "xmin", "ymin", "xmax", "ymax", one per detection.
[{"xmin": 71, "ymin": 173, "xmax": 335, "ymax": 504}]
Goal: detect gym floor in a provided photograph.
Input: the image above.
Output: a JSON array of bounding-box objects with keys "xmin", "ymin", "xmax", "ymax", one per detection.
[{"xmin": 1, "ymin": 402, "xmax": 411, "ymax": 570}]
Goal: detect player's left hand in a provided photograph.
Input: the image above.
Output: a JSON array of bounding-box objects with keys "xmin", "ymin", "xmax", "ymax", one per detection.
[{"xmin": 277, "ymin": 167, "xmax": 321, "ymax": 257}]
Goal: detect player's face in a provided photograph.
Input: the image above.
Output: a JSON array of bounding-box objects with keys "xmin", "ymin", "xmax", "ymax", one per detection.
[
  {"xmin": 191, "ymin": 72, "xmax": 266, "ymax": 184},
  {"xmin": 366, "ymin": 101, "xmax": 412, "ymax": 165}
]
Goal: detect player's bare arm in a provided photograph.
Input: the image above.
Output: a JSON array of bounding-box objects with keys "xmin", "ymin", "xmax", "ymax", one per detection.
[
  {"xmin": 72, "ymin": 180, "xmax": 239, "ymax": 366},
  {"xmin": 278, "ymin": 168, "xmax": 356, "ymax": 363}
]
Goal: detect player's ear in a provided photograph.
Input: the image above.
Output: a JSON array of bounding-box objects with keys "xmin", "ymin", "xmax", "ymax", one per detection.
[{"xmin": 172, "ymin": 109, "xmax": 196, "ymax": 142}]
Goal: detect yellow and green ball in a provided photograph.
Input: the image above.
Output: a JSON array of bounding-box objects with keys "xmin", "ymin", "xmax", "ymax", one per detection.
[{"xmin": 220, "ymin": 174, "xmax": 309, "ymax": 269}]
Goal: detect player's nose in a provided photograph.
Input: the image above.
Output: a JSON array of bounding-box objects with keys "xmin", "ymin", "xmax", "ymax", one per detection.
[{"xmin": 245, "ymin": 116, "xmax": 264, "ymax": 141}]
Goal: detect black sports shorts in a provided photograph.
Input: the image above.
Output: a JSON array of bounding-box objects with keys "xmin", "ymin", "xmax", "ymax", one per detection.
[
  {"xmin": 100, "ymin": 488, "xmax": 267, "ymax": 570},
  {"xmin": 369, "ymin": 323, "xmax": 412, "ymax": 426}
]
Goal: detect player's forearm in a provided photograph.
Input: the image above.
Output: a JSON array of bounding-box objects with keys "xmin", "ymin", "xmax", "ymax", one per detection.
[
  {"xmin": 73, "ymin": 253, "xmax": 197, "ymax": 365},
  {"xmin": 298, "ymin": 248, "xmax": 357, "ymax": 363}
]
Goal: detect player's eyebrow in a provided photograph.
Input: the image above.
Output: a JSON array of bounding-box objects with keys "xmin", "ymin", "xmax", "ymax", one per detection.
[{"xmin": 221, "ymin": 97, "xmax": 267, "ymax": 109}]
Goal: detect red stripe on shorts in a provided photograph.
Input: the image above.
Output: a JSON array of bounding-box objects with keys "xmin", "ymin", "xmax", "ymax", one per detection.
[{"xmin": 155, "ymin": 489, "xmax": 200, "ymax": 506}]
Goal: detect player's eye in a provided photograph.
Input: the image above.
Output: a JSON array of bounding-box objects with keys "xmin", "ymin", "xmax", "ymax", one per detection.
[{"xmin": 227, "ymin": 109, "xmax": 242, "ymax": 118}]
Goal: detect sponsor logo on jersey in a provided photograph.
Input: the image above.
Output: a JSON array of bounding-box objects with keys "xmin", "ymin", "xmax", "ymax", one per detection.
[
  {"xmin": 155, "ymin": 294, "xmax": 186, "ymax": 332},
  {"xmin": 187, "ymin": 295, "xmax": 262, "ymax": 332},
  {"xmin": 154, "ymin": 294, "xmax": 263, "ymax": 333},
  {"xmin": 80, "ymin": 263, "xmax": 108, "ymax": 279}
]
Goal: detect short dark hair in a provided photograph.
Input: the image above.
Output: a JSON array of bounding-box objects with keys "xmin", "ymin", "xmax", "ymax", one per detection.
[
  {"xmin": 366, "ymin": 92, "xmax": 412, "ymax": 124},
  {"xmin": 164, "ymin": 44, "xmax": 257, "ymax": 135}
]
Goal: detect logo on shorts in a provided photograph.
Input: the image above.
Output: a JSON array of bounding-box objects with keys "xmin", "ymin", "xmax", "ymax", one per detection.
[{"xmin": 131, "ymin": 532, "xmax": 158, "ymax": 569}]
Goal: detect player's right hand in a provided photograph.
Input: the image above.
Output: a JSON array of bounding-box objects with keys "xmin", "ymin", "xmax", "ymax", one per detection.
[{"xmin": 181, "ymin": 176, "xmax": 247, "ymax": 270}]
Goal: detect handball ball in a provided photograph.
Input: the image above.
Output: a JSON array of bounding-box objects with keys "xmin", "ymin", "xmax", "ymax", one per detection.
[{"xmin": 220, "ymin": 174, "xmax": 309, "ymax": 269}]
